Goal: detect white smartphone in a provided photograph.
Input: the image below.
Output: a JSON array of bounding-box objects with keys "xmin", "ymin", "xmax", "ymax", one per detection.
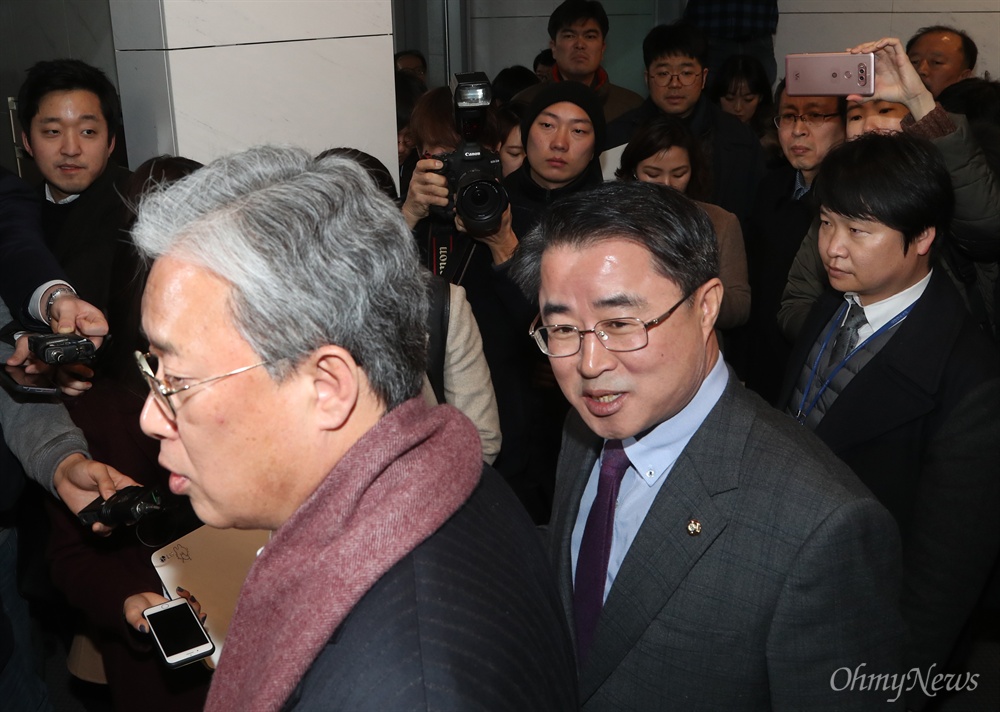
[
  {"xmin": 785, "ymin": 52, "xmax": 875, "ymax": 96},
  {"xmin": 143, "ymin": 598, "xmax": 215, "ymax": 668}
]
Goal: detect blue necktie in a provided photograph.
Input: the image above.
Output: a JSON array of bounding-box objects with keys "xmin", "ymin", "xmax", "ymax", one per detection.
[{"xmin": 573, "ymin": 439, "xmax": 630, "ymax": 661}]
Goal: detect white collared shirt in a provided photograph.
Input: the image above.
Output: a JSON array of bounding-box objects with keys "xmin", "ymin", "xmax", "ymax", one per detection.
[
  {"xmin": 843, "ymin": 269, "xmax": 933, "ymax": 341},
  {"xmin": 570, "ymin": 355, "xmax": 729, "ymax": 603},
  {"xmin": 44, "ymin": 183, "xmax": 81, "ymax": 205}
]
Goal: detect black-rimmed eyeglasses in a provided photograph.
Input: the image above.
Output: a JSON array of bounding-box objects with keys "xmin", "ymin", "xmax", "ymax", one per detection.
[{"xmin": 647, "ymin": 69, "xmax": 702, "ymax": 88}]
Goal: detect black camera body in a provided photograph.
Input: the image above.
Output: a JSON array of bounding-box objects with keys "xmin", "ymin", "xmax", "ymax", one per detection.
[
  {"xmin": 430, "ymin": 72, "xmax": 509, "ymax": 235},
  {"xmin": 28, "ymin": 333, "xmax": 96, "ymax": 364},
  {"xmin": 78, "ymin": 486, "xmax": 164, "ymax": 527}
]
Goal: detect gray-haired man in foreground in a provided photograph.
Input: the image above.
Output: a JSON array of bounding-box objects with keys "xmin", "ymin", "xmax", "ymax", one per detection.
[{"xmin": 123, "ymin": 147, "xmax": 576, "ymax": 712}]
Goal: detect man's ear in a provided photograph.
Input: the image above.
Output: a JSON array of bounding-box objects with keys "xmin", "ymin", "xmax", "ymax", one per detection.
[
  {"xmin": 700, "ymin": 67, "xmax": 709, "ymax": 90},
  {"xmin": 107, "ymin": 133, "xmax": 116, "ymax": 156},
  {"xmin": 696, "ymin": 277, "xmax": 724, "ymax": 333},
  {"xmin": 549, "ymin": 38, "xmax": 556, "ymax": 53},
  {"xmin": 913, "ymin": 226, "xmax": 936, "ymax": 256},
  {"xmin": 21, "ymin": 131, "xmax": 33, "ymax": 157},
  {"xmin": 309, "ymin": 345, "xmax": 362, "ymax": 431}
]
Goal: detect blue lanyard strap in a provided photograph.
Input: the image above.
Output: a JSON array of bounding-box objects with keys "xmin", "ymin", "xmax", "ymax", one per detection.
[{"xmin": 795, "ymin": 301, "xmax": 914, "ymax": 423}]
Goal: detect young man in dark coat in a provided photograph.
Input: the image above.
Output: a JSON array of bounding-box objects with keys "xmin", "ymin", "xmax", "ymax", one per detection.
[{"xmin": 779, "ymin": 132, "xmax": 1000, "ymax": 711}]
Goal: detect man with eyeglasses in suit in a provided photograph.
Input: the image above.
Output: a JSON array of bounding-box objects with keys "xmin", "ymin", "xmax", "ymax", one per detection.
[
  {"xmin": 510, "ymin": 180, "xmax": 905, "ymax": 711},
  {"xmin": 737, "ymin": 84, "xmax": 845, "ymax": 403}
]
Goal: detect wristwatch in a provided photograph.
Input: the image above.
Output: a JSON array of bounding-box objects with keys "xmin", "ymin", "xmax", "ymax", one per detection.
[{"xmin": 45, "ymin": 285, "xmax": 78, "ymax": 323}]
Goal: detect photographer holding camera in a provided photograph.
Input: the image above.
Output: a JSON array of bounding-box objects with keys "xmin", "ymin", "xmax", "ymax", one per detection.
[{"xmin": 403, "ymin": 77, "xmax": 605, "ymax": 520}]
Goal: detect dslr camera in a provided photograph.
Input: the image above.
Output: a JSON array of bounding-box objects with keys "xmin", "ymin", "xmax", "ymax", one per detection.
[{"xmin": 430, "ymin": 72, "xmax": 509, "ymax": 235}]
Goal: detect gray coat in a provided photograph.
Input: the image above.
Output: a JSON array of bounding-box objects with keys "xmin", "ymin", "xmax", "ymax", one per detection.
[
  {"xmin": 0, "ymin": 301, "xmax": 88, "ymax": 497},
  {"xmin": 550, "ymin": 372, "xmax": 906, "ymax": 711}
]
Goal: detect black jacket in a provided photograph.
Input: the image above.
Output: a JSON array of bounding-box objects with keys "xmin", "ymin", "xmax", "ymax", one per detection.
[{"xmin": 283, "ymin": 467, "xmax": 578, "ymax": 711}]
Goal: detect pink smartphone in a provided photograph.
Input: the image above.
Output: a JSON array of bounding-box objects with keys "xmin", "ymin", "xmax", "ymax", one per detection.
[{"xmin": 785, "ymin": 52, "xmax": 875, "ymax": 96}]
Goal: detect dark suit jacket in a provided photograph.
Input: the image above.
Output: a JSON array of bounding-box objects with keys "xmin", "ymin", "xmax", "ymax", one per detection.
[
  {"xmin": 778, "ymin": 269, "xmax": 1000, "ymax": 704},
  {"xmin": 740, "ymin": 165, "xmax": 816, "ymax": 403},
  {"xmin": 0, "ymin": 167, "xmax": 66, "ymax": 323},
  {"xmin": 550, "ymin": 372, "xmax": 905, "ymax": 711},
  {"xmin": 286, "ymin": 467, "xmax": 578, "ymax": 711}
]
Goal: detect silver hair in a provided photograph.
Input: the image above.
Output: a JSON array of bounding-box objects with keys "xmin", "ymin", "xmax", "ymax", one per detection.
[{"xmin": 131, "ymin": 145, "xmax": 428, "ymax": 409}]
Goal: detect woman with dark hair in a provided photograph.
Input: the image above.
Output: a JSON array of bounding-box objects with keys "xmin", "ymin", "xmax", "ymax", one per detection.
[
  {"xmin": 711, "ymin": 54, "xmax": 773, "ymax": 131},
  {"xmin": 496, "ymin": 103, "xmax": 527, "ymax": 177},
  {"xmin": 617, "ymin": 115, "xmax": 750, "ymax": 330}
]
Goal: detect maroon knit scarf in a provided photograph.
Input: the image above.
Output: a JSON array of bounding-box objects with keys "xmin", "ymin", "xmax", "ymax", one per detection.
[{"xmin": 205, "ymin": 398, "xmax": 482, "ymax": 711}]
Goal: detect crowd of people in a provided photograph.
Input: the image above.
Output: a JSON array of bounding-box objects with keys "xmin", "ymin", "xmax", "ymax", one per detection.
[{"xmin": 0, "ymin": 0, "xmax": 998, "ymax": 710}]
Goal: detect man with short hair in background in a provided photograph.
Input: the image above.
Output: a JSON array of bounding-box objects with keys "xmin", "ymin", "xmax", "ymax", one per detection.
[
  {"xmin": 515, "ymin": 0, "xmax": 642, "ymax": 126},
  {"xmin": 739, "ymin": 84, "xmax": 845, "ymax": 402},
  {"xmin": 779, "ymin": 132, "xmax": 1000, "ymax": 712},
  {"xmin": 906, "ymin": 25, "xmax": 977, "ymax": 99},
  {"xmin": 17, "ymin": 59, "xmax": 132, "ymax": 320},
  {"xmin": 607, "ymin": 22, "xmax": 765, "ymax": 223}
]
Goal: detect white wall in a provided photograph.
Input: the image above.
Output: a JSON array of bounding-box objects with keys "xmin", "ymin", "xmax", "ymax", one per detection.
[
  {"xmin": 460, "ymin": 0, "xmax": 1000, "ymax": 95},
  {"xmin": 109, "ymin": 0, "xmax": 397, "ymax": 174},
  {"xmin": 775, "ymin": 0, "xmax": 999, "ymax": 86}
]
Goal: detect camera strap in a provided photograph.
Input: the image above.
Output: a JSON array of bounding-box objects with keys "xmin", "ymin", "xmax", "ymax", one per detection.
[
  {"xmin": 425, "ymin": 221, "xmax": 475, "ymax": 286},
  {"xmin": 425, "ymin": 277, "xmax": 450, "ymax": 404}
]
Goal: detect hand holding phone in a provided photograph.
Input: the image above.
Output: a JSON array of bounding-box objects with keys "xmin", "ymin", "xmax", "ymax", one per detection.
[
  {"xmin": 845, "ymin": 37, "xmax": 937, "ymax": 119},
  {"xmin": 143, "ymin": 598, "xmax": 215, "ymax": 668},
  {"xmin": 0, "ymin": 364, "xmax": 59, "ymax": 395}
]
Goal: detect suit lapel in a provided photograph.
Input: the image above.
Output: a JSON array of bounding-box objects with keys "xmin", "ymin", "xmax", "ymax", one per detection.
[{"xmin": 578, "ymin": 376, "xmax": 749, "ymax": 701}]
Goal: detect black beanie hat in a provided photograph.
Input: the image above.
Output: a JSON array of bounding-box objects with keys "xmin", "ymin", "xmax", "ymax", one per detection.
[{"xmin": 521, "ymin": 81, "xmax": 606, "ymax": 153}]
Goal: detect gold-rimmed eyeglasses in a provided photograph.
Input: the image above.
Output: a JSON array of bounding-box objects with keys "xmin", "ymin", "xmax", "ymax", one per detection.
[
  {"xmin": 135, "ymin": 351, "xmax": 270, "ymax": 421},
  {"xmin": 529, "ymin": 292, "xmax": 692, "ymax": 358}
]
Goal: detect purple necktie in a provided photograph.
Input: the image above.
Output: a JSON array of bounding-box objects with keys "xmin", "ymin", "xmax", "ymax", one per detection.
[{"xmin": 573, "ymin": 439, "xmax": 630, "ymax": 662}]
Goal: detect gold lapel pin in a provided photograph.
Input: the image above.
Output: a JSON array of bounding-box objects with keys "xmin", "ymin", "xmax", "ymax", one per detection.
[{"xmin": 687, "ymin": 518, "xmax": 702, "ymax": 536}]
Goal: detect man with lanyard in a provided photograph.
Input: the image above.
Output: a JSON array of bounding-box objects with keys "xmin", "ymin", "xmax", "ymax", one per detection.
[{"xmin": 779, "ymin": 131, "xmax": 1000, "ymax": 712}]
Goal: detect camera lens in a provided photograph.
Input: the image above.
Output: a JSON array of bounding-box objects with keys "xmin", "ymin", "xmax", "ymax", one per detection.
[{"xmin": 456, "ymin": 180, "xmax": 509, "ymax": 234}]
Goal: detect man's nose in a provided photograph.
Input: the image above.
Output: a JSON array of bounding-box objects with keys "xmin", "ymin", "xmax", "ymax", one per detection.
[
  {"xmin": 139, "ymin": 391, "xmax": 174, "ymax": 441},
  {"xmin": 61, "ymin": 133, "xmax": 81, "ymax": 156},
  {"xmin": 824, "ymin": 229, "xmax": 847, "ymax": 257},
  {"xmin": 551, "ymin": 126, "xmax": 569, "ymax": 150},
  {"xmin": 579, "ymin": 330, "xmax": 615, "ymax": 378}
]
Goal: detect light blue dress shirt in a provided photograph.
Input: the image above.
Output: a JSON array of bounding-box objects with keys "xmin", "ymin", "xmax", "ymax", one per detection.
[{"xmin": 570, "ymin": 355, "xmax": 729, "ymax": 603}]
